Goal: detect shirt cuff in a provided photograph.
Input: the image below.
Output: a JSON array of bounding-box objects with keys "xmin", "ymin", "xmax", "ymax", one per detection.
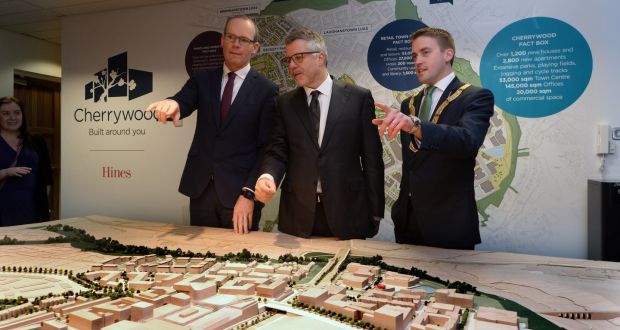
[{"xmin": 258, "ymin": 173, "xmax": 275, "ymax": 183}]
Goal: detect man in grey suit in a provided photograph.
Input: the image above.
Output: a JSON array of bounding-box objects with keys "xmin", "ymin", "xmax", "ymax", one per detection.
[{"xmin": 254, "ymin": 29, "xmax": 384, "ymax": 239}]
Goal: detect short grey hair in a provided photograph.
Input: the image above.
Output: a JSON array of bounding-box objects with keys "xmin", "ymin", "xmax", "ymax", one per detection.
[
  {"xmin": 224, "ymin": 15, "xmax": 259, "ymax": 42},
  {"xmin": 285, "ymin": 28, "xmax": 328, "ymax": 60}
]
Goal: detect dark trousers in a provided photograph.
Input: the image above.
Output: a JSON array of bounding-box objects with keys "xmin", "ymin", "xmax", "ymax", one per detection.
[
  {"xmin": 311, "ymin": 195, "xmax": 333, "ymax": 237},
  {"xmin": 190, "ymin": 182, "xmax": 261, "ymax": 231},
  {"xmin": 400, "ymin": 196, "xmax": 474, "ymax": 250}
]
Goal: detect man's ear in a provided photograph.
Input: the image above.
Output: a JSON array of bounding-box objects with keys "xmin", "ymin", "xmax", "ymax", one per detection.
[
  {"xmin": 252, "ymin": 42, "xmax": 260, "ymax": 55},
  {"xmin": 444, "ymin": 48, "xmax": 455, "ymax": 63},
  {"xmin": 318, "ymin": 52, "xmax": 327, "ymax": 65}
]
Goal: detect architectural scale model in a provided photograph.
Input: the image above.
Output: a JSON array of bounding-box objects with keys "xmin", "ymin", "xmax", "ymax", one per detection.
[{"xmin": 1, "ymin": 215, "xmax": 620, "ymax": 330}]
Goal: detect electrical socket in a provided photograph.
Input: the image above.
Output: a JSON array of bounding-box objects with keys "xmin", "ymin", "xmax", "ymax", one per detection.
[{"xmin": 612, "ymin": 127, "xmax": 620, "ymax": 140}]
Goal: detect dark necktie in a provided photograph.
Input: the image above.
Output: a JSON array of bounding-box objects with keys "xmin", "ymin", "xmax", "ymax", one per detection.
[
  {"xmin": 309, "ymin": 90, "xmax": 321, "ymax": 142},
  {"xmin": 220, "ymin": 71, "xmax": 236, "ymax": 121},
  {"xmin": 419, "ymin": 85, "xmax": 436, "ymax": 122}
]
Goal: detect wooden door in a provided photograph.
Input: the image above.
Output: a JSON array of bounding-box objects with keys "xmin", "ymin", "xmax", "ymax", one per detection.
[{"xmin": 14, "ymin": 73, "xmax": 61, "ymax": 220}]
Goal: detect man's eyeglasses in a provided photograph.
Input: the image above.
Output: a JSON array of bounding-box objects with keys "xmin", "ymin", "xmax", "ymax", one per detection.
[
  {"xmin": 223, "ymin": 33, "xmax": 256, "ymax": 46},
  {"xmin": 281, "ymin": 51, "xmax": 320, "ymax": 65}
]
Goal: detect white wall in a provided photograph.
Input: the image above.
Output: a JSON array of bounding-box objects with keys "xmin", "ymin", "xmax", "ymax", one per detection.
[
  {"xmin": 59, "ymin": 1, "xmax": 255, "ymax": 223},
  {"xmin": 0, "ymin": 29, "xmax": 61, "ymax": 96}
]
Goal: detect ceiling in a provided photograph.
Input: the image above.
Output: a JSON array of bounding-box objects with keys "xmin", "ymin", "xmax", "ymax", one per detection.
[{"xmin": 0, "ymin": 0, "xmax": 185, "ymax": 45}]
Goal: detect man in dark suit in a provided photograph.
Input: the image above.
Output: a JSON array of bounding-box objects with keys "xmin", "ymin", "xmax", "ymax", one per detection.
[
  {"xmin": 146, "ymin": 15, "xmax": 278, "ymax": 234},
  {"xmin": 254, "ymin": 28, "xmax": 384, "ymax": 240},
  {"xmin": 374, "ymin": 27, "xmax": 494, "ymax": 250}
]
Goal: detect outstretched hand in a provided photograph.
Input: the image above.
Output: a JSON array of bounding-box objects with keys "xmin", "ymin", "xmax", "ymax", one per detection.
[
  {"xmin": 145, "ymin": 99, "xmax": 181, "ymax": 126},
  {"xmin": 372, "ymin": 102, "xmax": 415, "ymax": 138}
]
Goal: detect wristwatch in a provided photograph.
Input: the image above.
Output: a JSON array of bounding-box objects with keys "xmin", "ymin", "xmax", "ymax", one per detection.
[
  {"xmin": 408, "ymin": 115, "xmax": 421, "ymax": 134},
  {"xmin": 240, "ymin": 187, "xmax": 255, "ymax": 201}
]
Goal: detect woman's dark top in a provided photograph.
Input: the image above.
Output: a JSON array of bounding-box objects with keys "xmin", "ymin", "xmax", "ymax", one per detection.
[{"xmin": 0, "ymin": 135, "xmax": 52, "ymax": 226}]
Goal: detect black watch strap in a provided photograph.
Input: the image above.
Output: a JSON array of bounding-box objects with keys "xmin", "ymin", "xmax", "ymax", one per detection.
[{"xmin": 240, "ymin": 188, "xmax": 255, "ymax": 200}]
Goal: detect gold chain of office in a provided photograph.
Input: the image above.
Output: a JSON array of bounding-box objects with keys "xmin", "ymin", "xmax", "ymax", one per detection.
[{"xmin": 408, "ymin": 83, "xmax": 471, "ymax": 153}]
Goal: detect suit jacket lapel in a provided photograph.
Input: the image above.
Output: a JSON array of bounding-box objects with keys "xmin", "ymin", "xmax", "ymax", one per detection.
[
  {"xmin": 414, "ymin": 92, "xmax": 423, "ymax": 117},
  {"xmin": 409, "ymin": 93, "xmax": 424, "ymax": 155},
  {"xmin": 291, "ymin": 87, "xmax": 319, "ymax": 149},
  {"xmin": 321, "ymin": 80, "xmax": 347, "ymax": 150},
  {"xmin": 211, "ymin": 68, "xmax": 224, "ymax": 129},
  {"xmin": 220, "ymin": 69, "xmax": 257, "ymax": 131},
  {"xmin": 434, "ymin": 77, "xmax": 463, "ymax": 122}
]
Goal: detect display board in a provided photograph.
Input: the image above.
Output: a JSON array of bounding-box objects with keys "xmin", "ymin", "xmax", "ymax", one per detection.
[{"xmin": 61, "ymin": 0, "xmax": 620, "ymax": 258}]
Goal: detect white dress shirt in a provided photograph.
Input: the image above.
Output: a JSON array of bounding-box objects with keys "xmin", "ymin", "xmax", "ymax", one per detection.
[
  {"xmin": 222, "ymin": 63, "xmax": 251, "ymax": 103},
  {"xmin": 304, "ymin": 75, "xmax": 333, "ymax": 146},
  {"xmin": 423, "ymin": 71, "xmax": 455, "ymax": 118}
]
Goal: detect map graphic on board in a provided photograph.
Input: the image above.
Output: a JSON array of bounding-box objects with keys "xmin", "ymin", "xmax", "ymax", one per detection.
[
  {"xmin": 60, "ymin": 0, "xmax": 601, "ymax": 258},
  {"xmin": 243, "ymin": 0, "xmax": 525, "ymax": 235}
]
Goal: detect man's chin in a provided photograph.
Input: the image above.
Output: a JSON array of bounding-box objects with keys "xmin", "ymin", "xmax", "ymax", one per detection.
[
  {"xmin": 225, "ymin": 54, "xmax": 243, "ymax": 63},
  {"xmin": 294, "ymin": 78, "xmax": 306, "ymax": 86}
]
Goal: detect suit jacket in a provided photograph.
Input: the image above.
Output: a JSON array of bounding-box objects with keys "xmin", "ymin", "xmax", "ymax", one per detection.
[
  {"xmin": 392, "ymin": 77, "xmax": 494, "ymax": 249},
  {"xmin": 171, "ymin": 68, "xmax": 278, "ymax": 208},
  {"xmin": 261, "ymin": 80, "xmax": 384, "ymax": 239}
]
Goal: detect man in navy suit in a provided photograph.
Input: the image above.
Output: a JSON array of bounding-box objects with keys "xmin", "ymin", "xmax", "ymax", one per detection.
[
  {"xmin": 374, "ymin": 27, "xmax": 494, "ymax": 250},
  {"xmin": 254, "ymin": 29, "xmax": 384, "ymax": 239},
  {"xmin": 147, "ymin": 15, "xmax": 278, "ymax": 234}
]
